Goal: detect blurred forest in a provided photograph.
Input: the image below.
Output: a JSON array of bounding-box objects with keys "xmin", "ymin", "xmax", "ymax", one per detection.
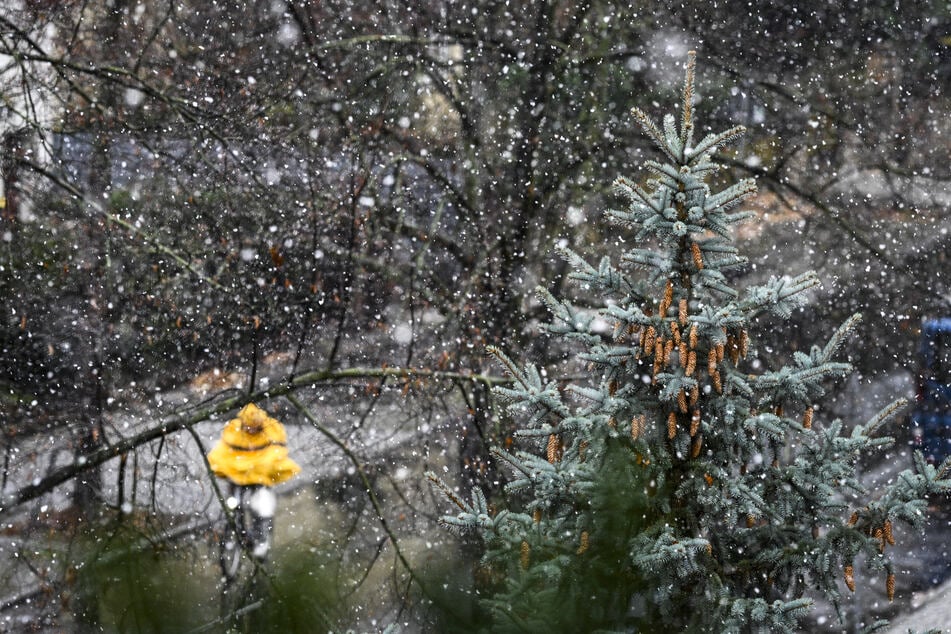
[{"xmin": 1, "ymin": 0, "xmax": 950, "ymax": 631}]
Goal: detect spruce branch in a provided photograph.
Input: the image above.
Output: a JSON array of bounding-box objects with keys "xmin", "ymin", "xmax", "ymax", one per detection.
[
  {"xmin": 425, "ymin": 471, "xmax": 470, "ymax": 513},
  {"xmin": 856, "ymin": 398, "xmax": 907, "ymax": 437},
  {"xmin": 703, "ymin": 178, "xmax": 758, "ymax": 213},
  {"xmin": 687, "ymin": 125, "xmax": 747, "ymax": 161},
  {"xmin": 630, "ymin": 107, "xmax": 680, "ymax": 165},
  {"xmin": 535, "ymin": 286, "xmax": 600, "ymax": 343},
  {"xmin": 613, "ymin": 175, "xmax": 660, "ymax": 212},
  {"xmin": 738, "ymin": 272, "xmax": 821, "ymax": 318},
  {"xmin": 644, "ymin": 158, "xmax": 686, "ymax": 183},
  {"xmin": 557, "ymin": 247, "xmax": 642, "ymax": 300},
  {"xmin": 486, "ymin": 345, "xmax": 531, "ymax": 388},
  {"xmin": 664, "ymin": 113, "xmax": 684, "ymax": 160},
  {"xmin": 819, "ymin": 313, "xmax": 863, "ymax": 364},
  {"xmin": 680, "ymin": 50, "xmax": 697, "ymax": 152}
]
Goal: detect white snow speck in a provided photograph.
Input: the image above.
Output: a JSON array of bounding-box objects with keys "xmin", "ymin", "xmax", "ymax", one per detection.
[{"xmin": 393, "ymin": 324, "xmax": 413, "ymax": 345}]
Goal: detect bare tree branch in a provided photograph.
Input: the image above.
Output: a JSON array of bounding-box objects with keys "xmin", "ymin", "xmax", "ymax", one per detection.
[{"xmin": 3, "ymin": 365, "xmax": 509, "ymax": 510}]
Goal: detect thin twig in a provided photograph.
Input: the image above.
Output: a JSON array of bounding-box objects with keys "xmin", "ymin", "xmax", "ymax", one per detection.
[
  {"xmin": 287, "ymin": 394, "xmax": 465, "ymax": 623},
  {"xmin": 185, "ymin": 599, "xmax": 265, "ymax": 634}
]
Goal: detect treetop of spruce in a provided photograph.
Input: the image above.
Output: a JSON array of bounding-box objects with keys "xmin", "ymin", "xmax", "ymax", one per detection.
[{"xmin": 428, "ymin": 51, "xmax": 951, "ymax": 633}]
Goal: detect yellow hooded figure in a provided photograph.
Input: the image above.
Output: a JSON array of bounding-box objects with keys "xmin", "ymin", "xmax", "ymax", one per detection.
[{"xmin": 207, "ymin": 403, "xmax": 301, "ymax": 486}]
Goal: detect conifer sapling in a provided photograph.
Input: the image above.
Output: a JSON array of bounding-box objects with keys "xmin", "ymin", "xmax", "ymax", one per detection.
[{"xmin": 428, "ymin": 52, "xmax": 951, "ymax": 632}]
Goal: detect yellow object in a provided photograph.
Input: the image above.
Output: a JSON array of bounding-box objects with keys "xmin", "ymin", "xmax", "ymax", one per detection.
[{"xmin": 207, "ymin": 403, "xmax": 301, "ymax": 486}]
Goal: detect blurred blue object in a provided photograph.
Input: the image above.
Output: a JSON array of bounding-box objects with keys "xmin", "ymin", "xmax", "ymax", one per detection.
[{"xmin": 911, "ymin": 318, "xmax": 951, "ymax": 464}]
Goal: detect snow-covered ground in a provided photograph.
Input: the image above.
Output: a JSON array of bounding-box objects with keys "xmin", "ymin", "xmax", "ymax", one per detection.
[{"xmin": 884, "ymin": 575, "xmax": 951, "ymax": 633}]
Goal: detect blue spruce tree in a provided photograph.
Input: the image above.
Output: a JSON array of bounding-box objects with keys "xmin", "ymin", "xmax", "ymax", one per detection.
[{"xmin": 429, "ymin": 53, "xmax": 951, "ymax": 632}]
